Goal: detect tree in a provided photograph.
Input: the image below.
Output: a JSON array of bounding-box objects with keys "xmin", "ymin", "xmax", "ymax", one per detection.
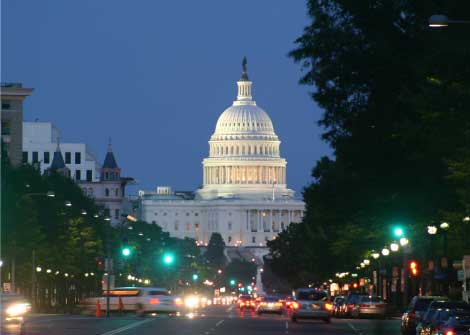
[
  {"xmin": 205, "ymin": 233, "xmax": 226, "ymax": 268},
  {"xmin": 224, "ymin": 259, "xmax": 256, "ymax": 287},
  {"xmin": 268, "ymin": 0, "xmax": 470, "ymax": 283}
]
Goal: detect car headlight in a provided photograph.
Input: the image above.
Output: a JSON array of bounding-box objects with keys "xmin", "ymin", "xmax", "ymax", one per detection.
[{"xmin": 6, "ymin": 303, "xmax": 31, "ymax": 317}]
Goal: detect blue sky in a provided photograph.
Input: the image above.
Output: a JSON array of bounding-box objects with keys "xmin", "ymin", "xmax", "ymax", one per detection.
[{"xmin": 2, "ymin": 0, "xmax": 330, "ymax": 195}]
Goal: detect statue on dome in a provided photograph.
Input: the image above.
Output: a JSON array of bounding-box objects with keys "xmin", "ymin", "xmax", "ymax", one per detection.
[{"xmin": 241, "ymin": 57, "xmax": 249, "ymax": 80}]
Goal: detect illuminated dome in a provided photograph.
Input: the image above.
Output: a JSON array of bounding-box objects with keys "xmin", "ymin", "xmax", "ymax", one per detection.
[{"xmin": 196, "ymin": 58, "xmax": 294, "ymax": 200}]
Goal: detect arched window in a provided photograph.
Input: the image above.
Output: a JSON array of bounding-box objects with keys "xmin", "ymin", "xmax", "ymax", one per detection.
[
  {"xmin": 254, "ymin": 146, "xmax": 257, "ymax": 155},
  {"xmin": 225, "ymin": 146, "xmax": 228, "ymax": 155},
  {"xmin": 230, "ymin": 146, "xmax": 234, "ymax": 155},
  {"xmin": 105, "ymin": 188, "xmax": 109, "ymax": 196},
  {"xmin": 248, "ymin": 146, "xmax": 251, "ymax": 155},
  {"xmin": 236, "ymin": 146, "xmax": 239, "ymax": 155},
  {"xmin": 242, "ymin": 146, "xmax": 245, "ymax": 155}
]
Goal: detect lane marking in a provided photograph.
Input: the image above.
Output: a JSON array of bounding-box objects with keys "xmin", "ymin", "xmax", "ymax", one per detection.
[
  {"xmin": 285, "ymin": 320, "xmax": 288, "ymax": 333},
  {"xmin": 215, "ymin": 320, "xmax": 224, "ymax": 327},
  {"xmin": 347, "ymin": 321, "xmax": 363, "ymax": 335},
  {"xmin": 99, "ymin": 318, "xmax": 154, "ymax": 335}
]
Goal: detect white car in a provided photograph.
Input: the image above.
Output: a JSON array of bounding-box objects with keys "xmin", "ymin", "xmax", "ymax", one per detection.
[{"xmin": 83, "ymin": 287, "xmax": 183, "ymax": 314}]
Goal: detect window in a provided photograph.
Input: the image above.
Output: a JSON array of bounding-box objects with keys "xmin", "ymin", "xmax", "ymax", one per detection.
[
  {"xmin": 152, "ymin": 220, "xmax": 156, "ymax": 224},
  {"xmin": 1, "ymin": 101, "xmax": 11, "ymax": 110},
  {"xmin": 252, "ymin": 236, "xmax": 256, "ymax": 243},
  {"xmin": 75, "ymin": 152, "xmax": 81, "ymax": 164},
  {"xmin": 105, "ymin": 188, "xmax": 110, "ymax": 196},
  {"xmin": 228, "ymin": 236, "xmax": 232, "ymax": 243},
  {"xmin": 75, "ymin": 170, "xmax": 81, "ymax": 180},
  {"xmin": 195, "ymin": 212, "xmax": 199, "ymax": 216},
  {"xmin": 65, "ymin": 152, "xmax": 71, "ymax": 164},
  {"xmin": 174, "ymin": 222, "xmax": 179, "ymax": 231},
  {"xmin": 185, "ymin": 223, "xmax": 190, "ymax": 231},
  {"xmin": 104, "ymin": 208, "xmax": 110, "ymax": 218},
  {"xmin": 186, "ymin": 212, "xmax": 190, "ymax": 216},
  {"xmin": 115, "ymin": 209, "xmax": 120, "ymax": 219},
  {"xmin": 195, "ymin": 223, "xmax": 199, "ymax": 230},
  {"xmin": 22, "ymin": 152, "xmax": 28, "ymax": 163},
  {"xmin": 115, "ymin": 188, "xmax": 119, "ymax": 197},
  {"xmin": 228, "ymin": 222, "xmax": 232, "ymax": 231},
  {"xmin": 86, "ymin": 170, "xmax": 92, "ymax": 181},
  {"xmin": 44, "ymin": 152, "xmax": 50, "ymax": 164},
  {"xmin": 32, "ymin": 151, "xmax": 39, "ymax": 163},
  {"xmin": 1, "ymin": 121, "xmax": 11, "ymax": 135}
]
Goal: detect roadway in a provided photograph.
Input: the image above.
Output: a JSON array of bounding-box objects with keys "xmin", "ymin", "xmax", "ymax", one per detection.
[{"xmin": 6, "ymin": 305, "xmax": 400, "ymax": 335}]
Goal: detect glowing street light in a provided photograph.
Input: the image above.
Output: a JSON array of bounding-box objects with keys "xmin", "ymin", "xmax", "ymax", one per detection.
[
  {"xmin": 382, "ymin": 247, "xmax": 390, "ymax": 256},
  {"xmin": 371, "ymin": 251, "xmax": 380, "ymax": 259},
  {"xmin": 440, "ymin": 222, "xmax": 450, "ymax": 230},
  {"xmin": 399, "ymin": 237, "xmax": 409, "ymax": 246},
  {"xmin": 64, "ymin": 200, "xmax": 72, "ymax": 207},
  {"xmin": 427, "ymin": 225, "xmax": 438, "ymax": 235},
  {"xmin": 46, "ymin": 191, "xmax": 55, "ymax": 197},
  {"xmin": 363, "ymin": 259, "xmax": 370, "ymax": 266},
  {"xmin": 390, "ymin": 242, "xmax": 399, "ymax": 252}
]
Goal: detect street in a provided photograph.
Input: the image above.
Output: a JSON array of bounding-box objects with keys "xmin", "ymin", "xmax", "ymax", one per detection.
[{"xmin": 7, "ymin": 305, "xmax": 400, "ymax": 335}]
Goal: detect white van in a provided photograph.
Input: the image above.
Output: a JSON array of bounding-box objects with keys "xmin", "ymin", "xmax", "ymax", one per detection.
[{"xmin": 82, "ymin": 287, "xmax": 183, "ymax": 314}]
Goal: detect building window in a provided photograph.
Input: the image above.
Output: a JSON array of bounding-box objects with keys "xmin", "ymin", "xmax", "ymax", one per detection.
[
  {"xmin": 105, "ymin": 188, "xmax": 109, "ymax": 196},
  {"xmin": 75, "ymin": 170, "xmax": 81, "ymax": 180},
  {"xmin": 185, "ymin": 223, "xmax": 190, "ymax": 231},
  {"xmin": 65, "ymin": 152, "xmax": 71, "ymax": 164},
  {"xmin": 104, "ymin": 208, "xmax": 110, "ymax": 218},
  {"xmin": 75, "ymin": 152, "xmax": 81, "ymax": 164},
  {"xmin": 32, "ymin": 151, "xmax": 39, "ymax": 163},
  {"xmin": 186, "ymin": 213, "xmax": 190, "ymax": 216},
  {"xmin": 1, "ymin": 121, "xmax": 11, "ymax": 135},
  {"xmin": 195, "ymin": 223, "xmax": 199, "ymax": 230},
  {"xmin": 44, "ymin": 152, "xmax": 50, "ymax": 164},
  {"xmin": 1, "ymin": 101, "xmax": 11, "ymax": 110},
  {"xmin": 163, "ymin": 212, "xmax": 167, "ymax": 216},
  {"xmin": 115, "ymin": 209, "xmax": 120, "ymax": 219},
  {"xmin": 228, "ymin": 222, "xmax": 232, "ymax": 231},
  {"xmin": 252, "ymin": 236, "xmax": 256, "ymax": 243},
  {"xmin": 115, "ymin": 188, "xmax": 119, "ymax": 197},
  {"xmin": 22, "ymin": 151, "xmax": 28, "ymax": 163},
  {"xmin": 152, "ymin": 220, "xmax": 156, "ymax": 225},
  {"xmin": 155, "ymin": 213, "xmax": 158, "ymax": 216},
  {"xmin": 86, "ymin": 170, "xmax": 92, "ymax": 181},
  {"xmin": 228, "ymin": 236, "xmax": 232, "ymax": 243},
  {"xmin": 174, "ymin": 222, "xmax": 179, "ymax": 231},
  {"xmin": 195, "ymin": 213, "xmax": 199, "ymax": 216}
]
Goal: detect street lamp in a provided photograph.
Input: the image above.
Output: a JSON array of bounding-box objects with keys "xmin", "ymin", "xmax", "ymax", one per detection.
[
  {"xmin": 64, "ymin": 200, "xmax": 72, "ymax": 207},
  {"xmin": 463, "ymin": 216, "xmax": 470, "ymax": 223},
  {"xmin": 371, "ymin": 251, "xmax": 380, "ymax": 259},
  {"xmin": 428, "ymin": 14, "xmax": 470, "ymax": 28},
  {"xmin": 363, "ymin": 259, "xmax": 370, "ymax": 266},
  {"xmin": 440, "ymin": 222, "xmax": 450, "ymax": 230},
  {"xmin": 427, "ymin": 225, "xmax": 438, "ymax": 235},
  {"xmin": 382, "ymin": 247, "xmax": 390, "ymax": 256},
  {"xmin": 399, "ymin": 237, "xmax": 409, "ymax": 246},
  {"xmin": 390, "ymin": 242, "xmax": 399, "ymax": 252},
  {"xmin": 46, "ymin": 191, "xmax": 55, "ymax": 197}
]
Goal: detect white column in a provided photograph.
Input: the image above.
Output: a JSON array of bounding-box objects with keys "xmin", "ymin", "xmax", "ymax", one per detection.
[{"xmin": 269, "ymin": 210, "xmax": 273, "ymax": 232}]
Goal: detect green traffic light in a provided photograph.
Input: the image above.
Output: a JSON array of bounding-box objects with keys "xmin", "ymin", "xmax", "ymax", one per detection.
[
  {"xmin": 230, "ymin": 279, "xmax": 236, "ymax": 286},
  {"xmin": 393, "ymin": 227, "xmax": 404, "ymax": 237},
  {"xmin": 192, "ymin": 274, "xmax": 198, "ymax": 281},
  {"xmin": 122, "ymin": 247, "xmax": 131, "ymax": 257},
  {"xmin": 163, "ymin": 253, "xmax": 174, "ymax": 265}
]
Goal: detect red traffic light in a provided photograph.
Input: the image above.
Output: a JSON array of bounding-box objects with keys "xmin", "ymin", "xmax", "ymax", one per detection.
[
  {"xmin": 409, "ymin": 260, "xmax": 419, "ymax": 276},
  {"xmin": 237, "ymin": 282, "xmax": 242, "ymax": 288}
]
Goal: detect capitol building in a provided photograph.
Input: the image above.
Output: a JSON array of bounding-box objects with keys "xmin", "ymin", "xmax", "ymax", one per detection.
[{"xmin": 138, "ymin": 59, "xmax": 304, "ymax": 249}]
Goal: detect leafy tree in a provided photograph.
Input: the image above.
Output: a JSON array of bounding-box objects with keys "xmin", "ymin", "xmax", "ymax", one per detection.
[
  {"xmin": 224, "ymin": 259, "xmax": 256, "ymax": 287},
  {"xmin": 268, "ymin": 0, "xmax": 470, "ymax": 283},
  {"xmin": 205, "ymin": 233, "xmax": 226, "ymax": 268}
]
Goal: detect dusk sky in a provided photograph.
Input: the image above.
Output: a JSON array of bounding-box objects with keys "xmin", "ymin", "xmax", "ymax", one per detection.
[{"xmin": 2, "ymin": 0, "xmax": 330, "ymax": 195}]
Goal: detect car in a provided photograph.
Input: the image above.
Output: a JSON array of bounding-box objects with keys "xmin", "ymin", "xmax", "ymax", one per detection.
[
  {"xmin": 343, "ymin": 293, "xmax": 363, "ymax": 317},
  {"xmin": 291, "ymin": 288, "xmax": 332, "ymax": 323},
  {"xmin": 422, "ymin": 308, "xmax": 470, "ymax": 335},
  {"xmin": 436, "ymin": 310, "xmax": 470, "ymax": 335},
  {"xmin": 1, "ymin": 293, "xmax": 31, "ymax": 334},
  {"xmin": 238, "ymin": 295, "xmax": 256, "ymax": 311},
  {"xmin": 348, "ymin": 295, "xmax": 386, "ymax": 319},
  {"xmin": 256, "ymin": 296, "xmax": 283, "ymax": 315},
  {"xmin": 400, "ymin": 296, "xmax": 447, "ymax": 335},
  {"xmin": 415, "ymin": 301, "xmax": 470, "ymax": 335},
  {"xmin": 332, "ymin": 296, "xmax": 346, "ymax": 317},
  {"xmin": 82, "ymin": 287, "xmax": 182, "ymax": 315}
]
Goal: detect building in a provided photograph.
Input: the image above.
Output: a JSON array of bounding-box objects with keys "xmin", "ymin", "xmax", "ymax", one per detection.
[
  {"xmin": 138, "ymin": 59, "xmax": 304, "ymax": 249},
  {"xmin": 23, "ymin": 121, "xmax": 100, "ymax": 181},
  {"xmin": 1, "ymin": 83, "xmax": 33, "ymax": 166},
  {"xmin": 78, "ymin": 142, "xmax": 134, "ymax": 226}
]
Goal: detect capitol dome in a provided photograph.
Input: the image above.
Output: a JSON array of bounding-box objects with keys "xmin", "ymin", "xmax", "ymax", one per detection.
[{"xmin": 196, "ymin": 58, "xmax": 294, "ymax": 200}]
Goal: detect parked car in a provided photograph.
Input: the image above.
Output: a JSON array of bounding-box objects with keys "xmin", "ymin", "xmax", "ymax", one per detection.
[
  {"xmin": 256, "ymin": 296, "xmax": 283, "ymax": 315},
  {"xmin": 420, "ymin": 307, "xmax": 470, "ymax": 335},
  {"xmin": 81, "ymin": 287, "xmax": 182, "ymax": 315},
  {"xmin": 415, "ymin": 300, "xmax": 470, "ymax": 335},
  {"xmin": 291, "ymin": 288, "xmax": 332, "ymax": 323},
  {"xmin": 437, "ymin": 310, "xmax": 470, "ymax": 335},
  {"xmin": 400, "ymin": 296, "xmax": 447, "ymax": 335},
  {"xmin": 348, "ymin": 295, "xmax": 386, "ymax": 319}
]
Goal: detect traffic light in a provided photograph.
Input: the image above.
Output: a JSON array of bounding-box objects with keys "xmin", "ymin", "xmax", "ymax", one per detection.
[
  {"xmin": 121, "ymin": 247, "xmax": 131, "ymax": 257},
  {"xmin": 393, "ymin": 226, "xmax": 404, "ymax": 237},
  {"xmin": 163, "ymin": 253, "xmax": 174, "ymax": 265},
  {"xmin": 237, "ymin": 282, "xmax": 242, "ymax": 288},
  {"xmin": 192, "ymin": 274, "xmax": 199, "ymax": 281},
  {"xmin": 230, "ymin": 279, "xmax": 236, "ymax": 286},
  {"xmin": 409, "ymin": 260, "xmax": 419, "ymax": 276}
]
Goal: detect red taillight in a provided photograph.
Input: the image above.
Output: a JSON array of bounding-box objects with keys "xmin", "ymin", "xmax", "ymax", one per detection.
[
  {"xmin": 325, "ymin": 303, "xmax": 333, "ymax": 311},
  {"xmin": 348, "ymin": 304, "xmax": 354, "ymax": 308},
  {"xmin": 444, "ymin": 330, "xmax": 455, "ymax": 335},
  {"xmin": 360, "ymin": 304, "xmax": 369, "ymax": 308},
  {"xmin": 149, "ymin": 298, "xmax": 160, "ymax": 305},
  {"xmin": 292, "ymin": 302, "xmax": 300, "ymax": 310}
]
